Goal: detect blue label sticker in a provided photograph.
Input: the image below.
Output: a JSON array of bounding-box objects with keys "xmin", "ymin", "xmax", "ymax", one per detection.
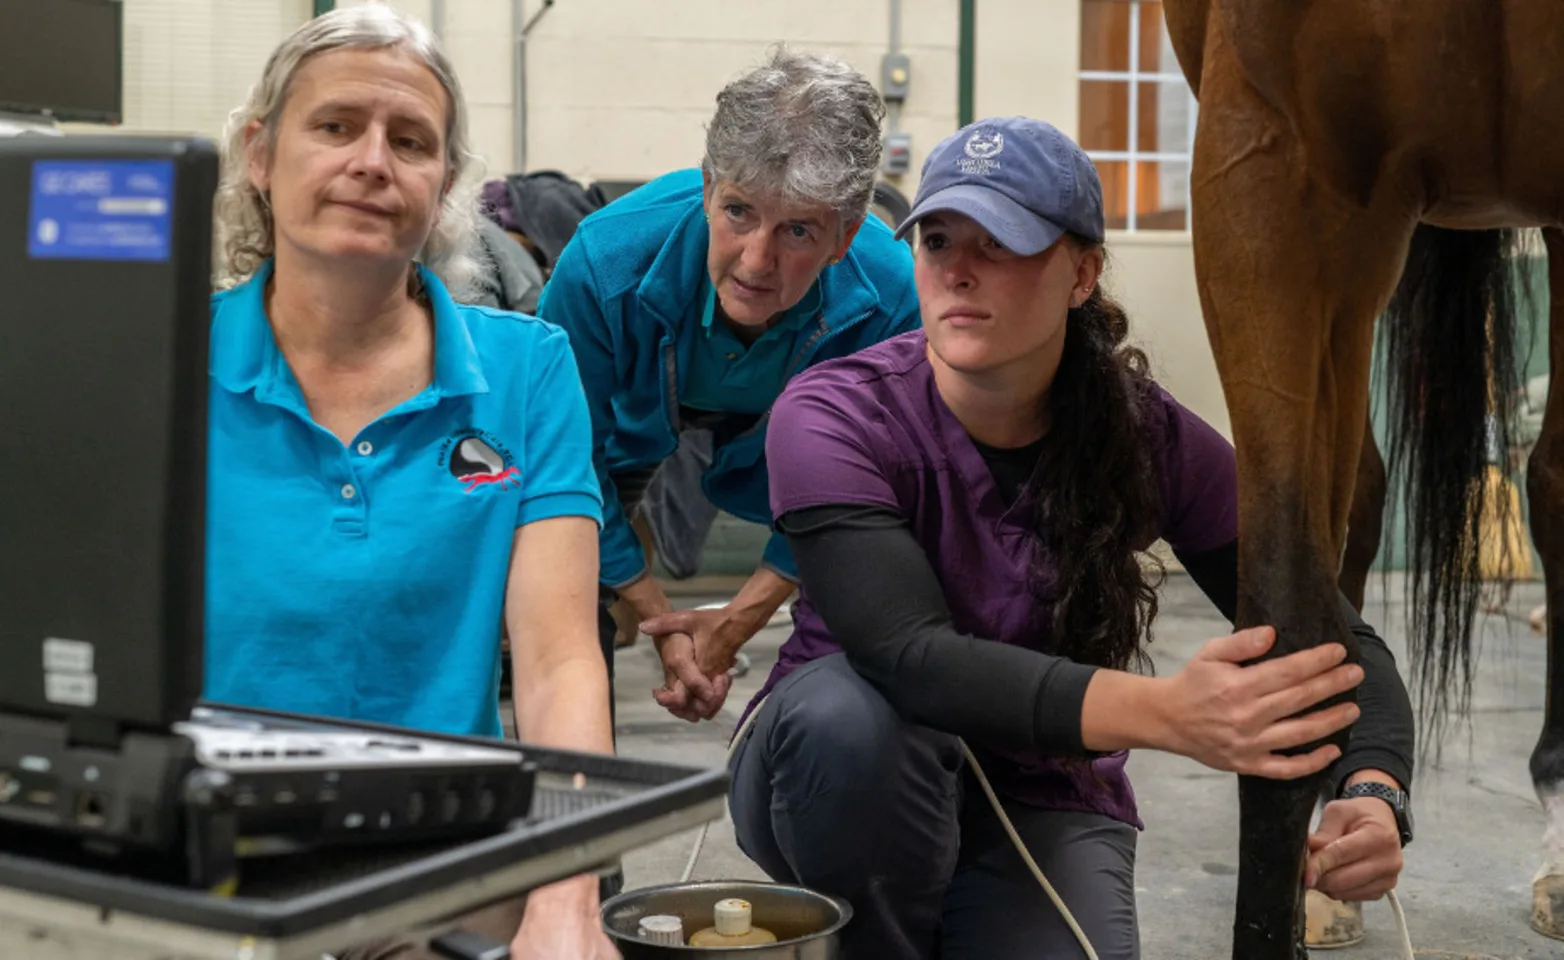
[{"xmin": 28, "ymin": 159, "xmax": 175, "ymax": 262}]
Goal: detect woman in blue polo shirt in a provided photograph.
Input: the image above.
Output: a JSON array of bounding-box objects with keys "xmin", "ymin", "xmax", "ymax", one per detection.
[
  {"xmin": 731, "ymin": 118, "xmax": 1416, "ymax": 959},
  {"xmin": 536, "ymin": 47, "xmax": 921, "ymax": 723},
  {"xmin": 203, "ymin": 7, "xmax": 615, "ymax": 959}
]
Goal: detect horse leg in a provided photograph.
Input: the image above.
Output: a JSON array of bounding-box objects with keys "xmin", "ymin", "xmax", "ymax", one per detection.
[
  {"xmin": 1338, "ymin": 418, "xmax": 1387, "ymax": 614},
  {"xmin": 1189, "ymin": 25, "xmax": 1414, "ymax": 960},
  {"xmin": 1304, "ymin": 418, "xmax": 1386, "ymax": 948},
  {"xmin": 1528, "ymin": 227, "xmax": 1564, "ymax": 940},
  {"xmin": 1301, "ymin": 416, "xmax": 1386, "ymax": 949}
]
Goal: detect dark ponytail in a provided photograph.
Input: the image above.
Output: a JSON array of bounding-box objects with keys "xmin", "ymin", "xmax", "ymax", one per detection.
[{"xmin": 1027, "ymin": 268, "xmax": 1165, "ymax": 672}]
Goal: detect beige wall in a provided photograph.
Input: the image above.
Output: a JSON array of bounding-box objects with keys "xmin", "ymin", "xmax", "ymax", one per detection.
[
  {"xmin": 1108, "ymin": 236, "xmax": 1230, "ymax": 438},
  {"xmin": 975, "ymin": 0, "xmax": 1079, "ymax": 135},
  {"xmin": 513, "ymin": 0, "xmax": 958, "ymax": 198},
  {"xmin": 61, "ymin": 1, "xmax": 313, "ymax": 141}
]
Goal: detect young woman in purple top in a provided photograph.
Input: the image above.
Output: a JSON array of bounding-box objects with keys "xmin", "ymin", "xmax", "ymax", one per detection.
[{"xmin": 727, "ymin": 118, "xmax": 1416, "ymax": 959}]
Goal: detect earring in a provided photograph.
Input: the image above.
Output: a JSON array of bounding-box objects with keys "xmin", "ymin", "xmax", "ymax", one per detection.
[{"xmin": 828, "ymin": 257, "xmax": 840, "ymax": 266}]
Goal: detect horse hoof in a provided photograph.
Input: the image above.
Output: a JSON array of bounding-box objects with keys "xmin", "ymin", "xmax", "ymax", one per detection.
[
  {"xmin": 1534, "ymin": 874, "xmax": 1564, "ymax": 941},
  {"xmin": 1305, "ymin": 889, "xmax": 1364, "ymax": 949}
]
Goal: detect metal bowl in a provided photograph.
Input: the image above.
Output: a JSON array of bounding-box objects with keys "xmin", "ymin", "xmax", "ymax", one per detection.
[{"xmin": 601, "ymin": 880, "xmax": 853, "ymax": 959}]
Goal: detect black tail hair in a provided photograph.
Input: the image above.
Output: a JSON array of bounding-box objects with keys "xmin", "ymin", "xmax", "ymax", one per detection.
[{"xmin": 1377, "ymin": 225, "xmax": 1534, "ymax": 749}]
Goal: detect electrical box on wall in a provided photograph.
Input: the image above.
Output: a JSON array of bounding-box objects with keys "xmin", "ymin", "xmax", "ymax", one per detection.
[
  {"xmin": 881, "ymin": 53, "xmax": 911, "ymax": 102},
  {"xmin": 882, "ymin": 132, "xmax": 913, "ymax": 175}
]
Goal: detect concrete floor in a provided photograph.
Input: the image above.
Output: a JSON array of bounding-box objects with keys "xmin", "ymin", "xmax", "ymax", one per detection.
[{"xmin": 609, "ymin": 573, "xmax": 1558, "ymax": 959}]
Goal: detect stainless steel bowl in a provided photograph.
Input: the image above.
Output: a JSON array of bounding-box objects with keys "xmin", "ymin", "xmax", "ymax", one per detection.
[{"xmin": 601, "ymin": 880, "xmax": 853, "ymax": 959}]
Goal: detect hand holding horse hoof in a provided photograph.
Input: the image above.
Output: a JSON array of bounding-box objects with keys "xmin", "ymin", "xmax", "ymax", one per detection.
[{"xmin": 1533, "ymin": 873, "xmax": 1564, "ymax": 941}]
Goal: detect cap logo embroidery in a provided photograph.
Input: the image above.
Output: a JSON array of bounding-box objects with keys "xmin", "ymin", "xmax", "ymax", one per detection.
[
  {"xmin": 958, "ymin": 130, "xmax": 1004, "ymax": 174},
  {"xmin": 964, "ymin": 131, "xmax": 1004, "ymax": 159}
]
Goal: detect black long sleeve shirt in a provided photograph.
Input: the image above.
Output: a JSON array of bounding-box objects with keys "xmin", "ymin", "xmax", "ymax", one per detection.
[{"xmin": 777, "ymin": 437, "xmax": 1415, "ymax": 797}]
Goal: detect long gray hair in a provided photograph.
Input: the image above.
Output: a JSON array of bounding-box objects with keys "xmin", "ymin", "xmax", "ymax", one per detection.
[
  {"xmin": 212, "ymin": 3, "xmax": 484, "ymax": 295},
  {"xmin": 703, "ymin": 46, "xmax": 886, "ymax": 233}
]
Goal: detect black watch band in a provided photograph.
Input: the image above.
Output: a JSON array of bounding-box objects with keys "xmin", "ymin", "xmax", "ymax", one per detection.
[{"xmin": 1340, "ymin": 781, "xmax": 1414, "ymax": 847}]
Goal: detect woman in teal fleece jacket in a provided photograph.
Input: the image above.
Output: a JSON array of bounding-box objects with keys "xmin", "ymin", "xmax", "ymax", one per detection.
[{"xmin": 537, "ymin": 47, "xmax": 920, "ymax": 721}]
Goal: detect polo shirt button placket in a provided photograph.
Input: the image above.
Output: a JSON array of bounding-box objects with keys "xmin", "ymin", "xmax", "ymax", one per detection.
[
  {"xmin": 333, "ymin": 438, "xmax": 368, "ymax": 534},
  {"xmin": 335, "ymin": 438, "xmax": 377, "ymax": 532}
]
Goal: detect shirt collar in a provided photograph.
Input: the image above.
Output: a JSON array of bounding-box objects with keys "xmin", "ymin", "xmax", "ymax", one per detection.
[
  {"xmin": 698, "ymin": 274, "xmax": 824, "ymax": 340},
  {"xmin": 210, "ymin": 259, "xmax": 489, "ymax": 401}
]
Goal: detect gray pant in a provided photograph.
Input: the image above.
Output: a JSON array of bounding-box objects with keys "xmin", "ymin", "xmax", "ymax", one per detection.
[{"xmin": 729, "ymin": 654, "xmax": 1140, "ymax": 960}]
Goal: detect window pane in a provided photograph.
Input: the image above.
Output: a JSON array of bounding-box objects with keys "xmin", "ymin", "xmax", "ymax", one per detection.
[
  {"xmin": 1094, "ymin": 159, "xmax": 1130, "ymax": 231},
  {"xmin": 1081, "ymin": 0, "xmax": 1130, "ymax": 72},
  {"xmin": 1078, "ymin": 80, "xmax": 1129, "ymax": 152},
  {"xmin": 1136, "ymin": 160, "xmax": 1190, "ymax": 230},
  {"xmin": 1137, "ymin": 80, "xmax": 1193, "ymax": 154},
  {"xmin": 1138, "ymin": 1, "xmax": 1180, "ymax": 74}
]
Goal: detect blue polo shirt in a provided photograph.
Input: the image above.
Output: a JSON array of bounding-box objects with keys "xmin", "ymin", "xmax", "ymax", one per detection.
[
  {"xmin": 679, "ymin": 277, "xmax": 825, "ymax": 415},
  {"xmin": 203, "ymin": 260, "xmax": 603, "ymax": 739}
]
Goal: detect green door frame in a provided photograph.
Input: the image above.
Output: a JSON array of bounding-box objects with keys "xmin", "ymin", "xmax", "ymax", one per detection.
[{"xmin": 958, "ymin": 0, "xmax": 976, "ymax": 126}]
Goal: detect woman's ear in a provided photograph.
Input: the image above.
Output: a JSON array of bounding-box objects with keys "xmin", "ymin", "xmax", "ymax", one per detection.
[
  {"xmin": 1072, "ymin": 244, "xmax": 1105, "ymax": 307},
  {"xmin": 244, "ymin": 119, "xmax": 271, "ymax": 198}
]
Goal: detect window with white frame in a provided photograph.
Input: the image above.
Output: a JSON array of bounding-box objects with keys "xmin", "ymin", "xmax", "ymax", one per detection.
[{"xmin": 1078, "ymin": 0, "xmax": 1198, "ymax": 231}]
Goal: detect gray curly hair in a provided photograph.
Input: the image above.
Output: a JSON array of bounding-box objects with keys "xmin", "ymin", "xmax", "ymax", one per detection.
[
  {"xmin": 212, "ymin": 3, "xmax": 484, "ymax": 295},
  {"xmin": 702, "ymin": 46, "xmax": 886, "ymax": 232}
]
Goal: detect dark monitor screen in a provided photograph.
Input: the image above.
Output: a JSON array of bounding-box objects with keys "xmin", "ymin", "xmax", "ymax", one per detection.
[{"xmin": 0, "ymin": 0, "xmax": 124, "ymax": 124}]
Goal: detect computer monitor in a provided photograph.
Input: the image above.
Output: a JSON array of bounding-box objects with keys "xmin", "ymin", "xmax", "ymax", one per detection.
[
  {"xmin": 0, "ymin": 135, "xmax": 217, "ymax": 734},
  {"xmin": 0, "ymin": 0, "xmax": 124, "ymax": 125}
]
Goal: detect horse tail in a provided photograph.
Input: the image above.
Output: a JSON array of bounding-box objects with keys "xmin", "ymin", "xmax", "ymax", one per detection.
[{"xmin": 1378, "ymin": 224, "xmax": 1532, "ymax": 747}]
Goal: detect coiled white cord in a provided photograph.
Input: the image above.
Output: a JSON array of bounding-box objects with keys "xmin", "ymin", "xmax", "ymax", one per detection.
[{"xmin": 681, "ymin": 694, "xmax": 1414, "ymax": 960}]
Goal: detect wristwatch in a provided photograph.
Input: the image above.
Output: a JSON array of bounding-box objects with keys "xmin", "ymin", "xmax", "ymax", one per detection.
[{"xmin": 1340, "ymin": 781, "xmax": 1414, "ymax": 847}]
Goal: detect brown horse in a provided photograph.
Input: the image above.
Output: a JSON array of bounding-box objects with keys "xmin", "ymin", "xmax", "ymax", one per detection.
[{"xmin": 1163, "ymin": 1, "xmax": 1564, "ymax": 956}]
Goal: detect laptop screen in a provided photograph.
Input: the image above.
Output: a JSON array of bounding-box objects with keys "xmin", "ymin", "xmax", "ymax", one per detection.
[{"xmin": 0, "ymin": 136, "xmax": 217, "ymax": 734}]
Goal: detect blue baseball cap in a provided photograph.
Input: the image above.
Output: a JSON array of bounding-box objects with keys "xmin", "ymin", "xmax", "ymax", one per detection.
[{"xmin": 893, "ymin": 116, "xmax": 1105, "ymax": 255}]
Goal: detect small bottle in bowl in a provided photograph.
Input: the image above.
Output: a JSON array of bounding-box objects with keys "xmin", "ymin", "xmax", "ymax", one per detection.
[
  {"xmin": 637, "ymin": 914, "xmax": 686, "ymax": 945},
  {"xmin": 688, "ymin": 898, "xmax": 778, "ymax": 947}
]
